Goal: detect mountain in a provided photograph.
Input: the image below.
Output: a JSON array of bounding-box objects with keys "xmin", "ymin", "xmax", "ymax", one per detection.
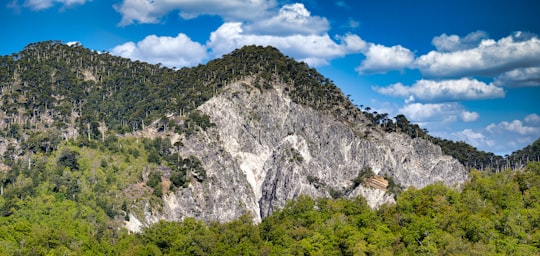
[{"xmin": 1, "ymin": 41, "xmax": 467, "ymax": 232}]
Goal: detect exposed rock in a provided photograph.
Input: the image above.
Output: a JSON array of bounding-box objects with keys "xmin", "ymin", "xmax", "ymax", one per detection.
[
  {"xmin": 128, "ymin": 78, "xmax": 468, "ymax": 232},
  {"xmin": 365, "ymin": 175, "xmax": 389, "ymax": 191}
]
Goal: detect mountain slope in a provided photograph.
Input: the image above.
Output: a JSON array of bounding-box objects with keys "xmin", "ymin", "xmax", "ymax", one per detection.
[
  {"xmin": 135, "ymin": 76, "xmax": 467, "ymax": 230},
  {"xmin": 1, "ymin": 42, "xmax": 468, "ymax": 231}
]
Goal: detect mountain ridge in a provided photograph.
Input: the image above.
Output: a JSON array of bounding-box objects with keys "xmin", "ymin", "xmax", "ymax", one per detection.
[
  {"xmin": 1, "ymin": 41, "xmax": 537, "ymax": 165},
  {"xmin": 0, "ymin": 41, "xmax": 536, "ymax": 232}
]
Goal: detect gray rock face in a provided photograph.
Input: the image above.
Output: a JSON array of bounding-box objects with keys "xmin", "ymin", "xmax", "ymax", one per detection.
[{"xmin": 127, "ymin": 79, "xmax": 468, "ymax": 231}]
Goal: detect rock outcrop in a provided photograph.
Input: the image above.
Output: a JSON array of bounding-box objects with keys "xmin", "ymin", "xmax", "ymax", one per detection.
[{"xmin": 126, "ymin": 78, "xmax": 468, "ymax": 231}]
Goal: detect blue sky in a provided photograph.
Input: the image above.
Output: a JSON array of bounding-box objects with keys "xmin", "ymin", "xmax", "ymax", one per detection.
[{"xmin": 1, "ymin": 0, "xmax": 540, "ymax": 156}]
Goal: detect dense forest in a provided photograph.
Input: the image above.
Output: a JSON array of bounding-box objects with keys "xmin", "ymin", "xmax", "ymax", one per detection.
[
  {"xmin": 1, "ymin": 135, "xmax": 539, "ymax": 255},
  {"xmin": 1, "ymin": 41, "xmax": 540, "ymax": 254},
  {"xmin": 0, "ymin": 41, "xmax": 354, "ymax": 136}
]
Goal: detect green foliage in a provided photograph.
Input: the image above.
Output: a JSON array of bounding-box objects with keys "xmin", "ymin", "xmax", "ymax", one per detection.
[
  {"xmin": 0, "ymin": 42, "xmax": 360, "ymax": 148},
  {"xmin": 147, "ymin": 170, "xmax": 162, "ymax": 197},
  {"xmin": 57, "ymin": 148, "xmax": 80, "ymax": 171},
  {"xmin": 4, "ymin": 40, "xmax": 537, "ymax": 176},
  {"xmin": 119, "ymin": 162, "xmax": 540, "ymax": 255},
  {"xmin": 170, "ymin": 171, "xmax": 187, "ymax": 188},
  {"xmin": 185, "ymin": 110, "xmax": 215, "ymax": 133},
  {"xmin": 2, "ymin": 156, "xmax": 540, "ymax": 254},
  {"xmin": 352, "ymin": 167, "xmax": 375, "ymax": 188},
  {"xmin": 0, "ymin": 135, "xmax": 185, "ymax": 255},
  {"xmin": 2, "ymin": 41, "xmax": 540, "ymax": 255}
]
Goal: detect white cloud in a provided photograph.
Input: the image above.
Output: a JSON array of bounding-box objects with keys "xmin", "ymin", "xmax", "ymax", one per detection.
[
  {"xmin": 525, "ymin": 113, "xmax": 540, "ymax": 124},
  {"xmin": 111, "ymin": 2, "xmax": 369, "ymax": 67},
  {"xmin": 111, "ymin": 33, "xmax": 208, "ymax": 68},
  {"xmin": 475, "ymin": 115, "xmax": 540, "ymax": 154},
  {"xmin": 452, "ymin": 129, "xmax": 495, "ymax": 148},
  {"xmin": 110, "ymin": 22, "xmax": 367, "ymax": 68},
  {"xmin": 244, "ymin": 3, "xmax": 329, "ymax": 36},
  {"xmin": 416, "ymin": 32, "xmax": 540, "ymax": 77},
  {"xmin": 207, "ymin": 22, "xmax": 365, "ymax": 66},
  {"xmin": 398, "ymin": 102, "xmax": 471, "ymax": 123},
  {"xmin": 446, "ymin": 126, "xmax": 539, "ymax": 156},
  {"xmin": 373, "ymin": 78, "xmax": 505, "ymax": 102},
  {"xmin": 439, "ymin": 116, "xmax": 540, "ymax": 156},
  {"xmin": 461, "ymin": 111, "xmax": 479, "ymax": 122},
  {"xmin": 499, "ymin": 120, "xmax": 538, "ymax": 135},
  {"xmin": 114, "ymin": 0, "xmax": 276, "ymax": 26},
  {"xmin": 23, "ymin": 0, "xmax": 88, "ymax": 10},
  {"xmin": 24, "ymin": 0, "xmax": 53, "ymax": 10},
  {"xmin": 432, "ymin": 30, "xmax": 488, "ymax": 52},
  {"xmin": 355, "ymin": 44, "xmax": 414, "ymax": 74},
  {"xmin": 405, "ymin": 95, "xmax": 415, "ymax": 104},
  {"xmin": 487, "ymin": 119, "xmax": 540, "ymax": 136},
  {"xmin": 339, "ymin": 34, "xmax": 368, "ymax": 52},
  {"xmin": 466, "ymin": 113, "xmax": 540, "ymax": 155},
  {"xmin": 493, "ymin": 66, "xmax": 540, "ymax": 88}
]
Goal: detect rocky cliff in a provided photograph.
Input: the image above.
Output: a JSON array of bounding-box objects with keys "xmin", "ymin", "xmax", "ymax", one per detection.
[{"xmin": 127, "ymin": 77, "xmax": 468, "ymax": 231}]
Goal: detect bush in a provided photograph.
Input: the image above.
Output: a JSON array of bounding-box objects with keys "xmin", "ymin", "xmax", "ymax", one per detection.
[
  {"xmin": 57, "ymin": 149, "xmax": 80, "ymax": 171},
  {"xmin": 170, "ymin": 171, "xmax": 187, "ymax": 188}
]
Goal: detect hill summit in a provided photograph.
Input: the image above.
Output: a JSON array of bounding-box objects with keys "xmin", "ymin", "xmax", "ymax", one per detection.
[{"xmin": 1, "ymin": 41, "xmax": 469, "ymax": 231}]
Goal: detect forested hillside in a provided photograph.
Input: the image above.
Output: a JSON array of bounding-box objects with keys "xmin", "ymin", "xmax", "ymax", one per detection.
[
  {"xmin": 0, "ymin": 41, "xmax": 363, "ymax": 172},
  {"xmin": 0, "ymin": 41, "xmax": 539, "ymax": 254},
  {"xmin": 1, "ymin": 152, "xmax": 539, "ymax": 255},
  {"xmin": 0, "ymin": 41, "xmax": 536, "ymax": 171},
  {"xmin": 0, "ymin": 41, "xmax": 355, "ymax": 136}
]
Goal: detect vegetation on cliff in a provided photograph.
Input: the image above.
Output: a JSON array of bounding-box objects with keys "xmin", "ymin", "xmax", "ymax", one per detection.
[{"xmin": 1, "ymin": 145, "xmax": 539, "ymax": 255}]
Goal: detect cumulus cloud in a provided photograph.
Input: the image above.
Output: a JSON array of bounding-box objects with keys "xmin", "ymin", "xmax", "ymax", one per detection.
[
  {"xmin": 398, "ymin": 102, "xmax": 475, "ymax": 123},
  {"xmin": 452, "ymin": 129, "xmax": 495, "ymax": 148},
  {"xmin": 525, "ymin": 113, "xmax": 540, "ymax": 124},
  {"xmin": 244, "ymin": 3, "xmax": 329, "ymax": 35},
  {"xmin": 486, "ymin": 120, "xmax": 540, "ymax": 135},
  {"xmin": 416, "ymin": 32, "xmax": 540, "ymax": 77},
  {"xmin": 111, "ymin": 2, "xmax": 368, "ymax": 67},
  {"xmin": 207, "ymin": 22, "xmax": 365, "ymax": 66},
  {"xmin": 432, "ymin": 30, "xmax": 488, "ymax": 52},
  {"xmin": 114, "ymin": 0, "xmax": 276, "ymax": 26},
  {"xmin": 461, "ymin": 111, "xmax": 480, "ymax": 122},
  {"xmin": 373, "ymin": 78, "xmax": 505, "ymax": 102},
  {"xmin": 437, "ymin": 114, "xmax": 540, "ymax": 155},
  {"xmin": 111, "ymin": 33, "xmax": 208, "ymax": 68},
  {"xmin": 355, "ymin": 44, "xmax": 414, "ymax": 74},
  {"xmin": 472, "ymin": 114, "xmax": 540, "ymax": 155},
  {"xmin": 23, "ymin": 0, "xmax": 88, "ymax": 10},
  {"xmin": 493, "ymin": 66, "xmax": 540, "ymax": 87}
]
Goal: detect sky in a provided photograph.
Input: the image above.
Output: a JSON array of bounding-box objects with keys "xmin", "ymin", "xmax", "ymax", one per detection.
[{"xmin": 1, "ymin": 0, "xmax": 540, "ymax": 156}]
